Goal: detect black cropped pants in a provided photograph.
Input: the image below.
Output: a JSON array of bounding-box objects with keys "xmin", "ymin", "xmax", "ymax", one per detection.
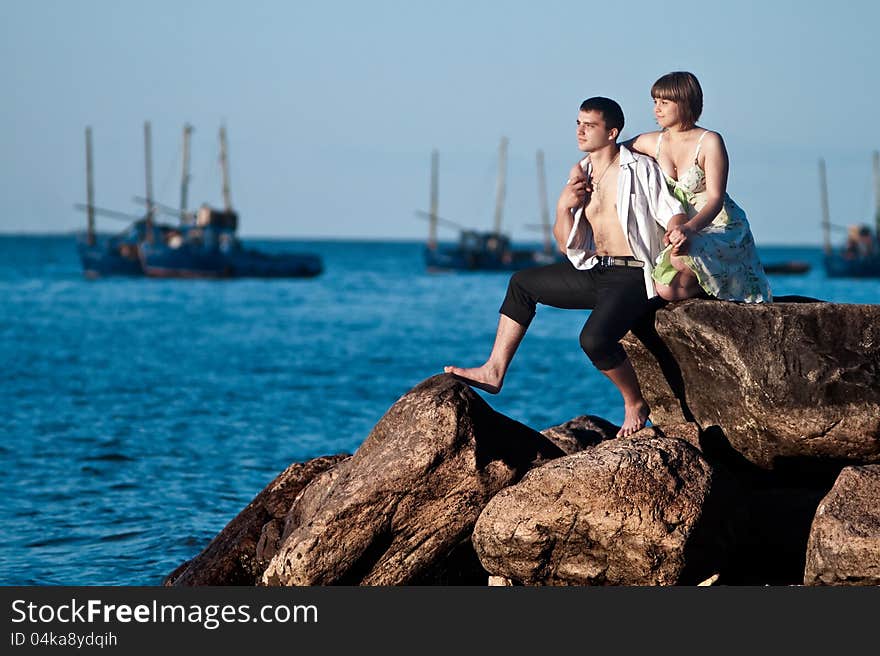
[{"xmin": 498, "ymin": 260, "xmax": 652, "ymax": 371}]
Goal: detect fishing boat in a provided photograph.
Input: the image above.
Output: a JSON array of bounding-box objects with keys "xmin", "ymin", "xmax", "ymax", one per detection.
[
  {"xmin": 76, "ymin": 123, "xmax": 322, "ymax": 279},
  {"xmin": 761, "ymin": 260, "xmax": 811, "ymax": 275},
  {"xmin": 421, "ymin": 139, "xmax": 563, "ymax": 272},
  {"xmin": 76, "ymin": 123, "xmax": 174, "ymax": 277},
  {"xmin": 137, "ymin": 125, "xmax": 322, "ymax": 279},
  {"xmin": 820, "ymin": 151, "xmax": 880, "ymax": 278}
]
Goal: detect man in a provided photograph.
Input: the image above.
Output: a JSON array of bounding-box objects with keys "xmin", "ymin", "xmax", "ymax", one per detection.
[{"xmin": 444, "ymin": 97, "xmax": 686, "ymax": 437}]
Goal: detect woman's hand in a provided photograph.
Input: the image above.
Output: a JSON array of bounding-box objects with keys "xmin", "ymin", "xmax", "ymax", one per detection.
[
  {"xmin": 662, "ymin": 215, "xmax": 688, "ymax": 246},
  {"xmin": 666, "ymin": 224, "xmax": 695, "ymax": 255}
]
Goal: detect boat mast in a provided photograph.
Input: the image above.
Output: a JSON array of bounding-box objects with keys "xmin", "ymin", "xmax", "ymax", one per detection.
[
  {"xmin": 819, "ymin": 158, "xmax": 830, "ymax": 255},
  {"xmin": 428, "ymin": 149, "xmax": 438, "ymax": 251},
  {"xmin": 144, "ymin": 121, "xmax": 154, "ymax": 243},
  {"xmin": 180, "ymin": 123, "xmax": 193, "ymax": 223},
  {"xmin": 536, "ymin": 149, "xmax": 552, "ymax": 254},
  {"xmin": 85, "ymin": 127, "xmax": 95, "ymax": 245},
  {"xmin": 873, "ymin": 150, "xmax": 880, "ymax": 237},
  {"xmin": 493, "ymin": 137, "xmax": 508, "ymax": 235},
  {"xmin": 219, "ymin": 124, "xmax": 233, "ymax": 212}
]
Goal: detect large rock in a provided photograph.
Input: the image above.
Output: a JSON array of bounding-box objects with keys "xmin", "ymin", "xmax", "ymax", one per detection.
[
  {"xmin": 623, "ymin": 299, "xmax": 880, "ymax": 470},
  {"xmin": 164, "ymin": 455, "xmax": 349, "ymax": 586},
  {"xmin": 261, "ymin": 375, "xmax": 564, "ymax": 585},
  {"xmin": 804, "ymin": 465, "xmax": 880, "ymax": 585},
  {"xmin": 472, "ymin": 435, "xmax": 737, "ymax": 585},
  {"xmin": 540, "ymin": 414, "xmax": 619, "ymax": 454}
]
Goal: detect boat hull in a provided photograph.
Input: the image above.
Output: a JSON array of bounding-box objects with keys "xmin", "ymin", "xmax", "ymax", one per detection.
[
  {"xmin": 139, "ymin": 242, "xmax": 323, "ymax": 279},
  {"xmin": 77, "ymin": 238, "xmax": 144, "ymax": 278},
  {"xmin": 824, "ymin": 253, "xmax": 880, "ymax": 278},
  {"xmin": 425, "ymin": 248, "xmax": 561, "ymax": 272},
  {"xmin": 226, "ymin": 250, "xmax": 323, "ymax": 278},
  {"xmin": 139, "ymin": 242, "xmax": 233, "ymax": 278},
  {"xmin": 762, "ymin": 261, "xmax": 811, "ymax": 275}
]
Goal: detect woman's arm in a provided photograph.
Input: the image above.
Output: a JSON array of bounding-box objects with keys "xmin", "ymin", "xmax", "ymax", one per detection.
[
  {"xmin": 685, "ymin": 131, "xmax": 728, "ymax": 232},
  {"xmin": 622, "ymin": 132, "xmax": 660, "ymax": 157},
  {"xmin": 665, "ymin": 131, "xmax": 729, "ymax": 252}
]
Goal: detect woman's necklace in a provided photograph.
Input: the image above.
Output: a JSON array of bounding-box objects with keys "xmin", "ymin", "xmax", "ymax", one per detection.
[{"xmin": 591, "ymin": 151, "xmax": 620, "ymax": 194}]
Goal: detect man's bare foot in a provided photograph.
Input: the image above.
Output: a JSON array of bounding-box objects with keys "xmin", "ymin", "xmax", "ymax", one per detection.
[
  {"xmin": 443, "ymin": 365, "xmax": 503, "ymax": 394},
  {"xmin": 616, "ymin": 400, "xmax": 650, "ymax": 438}
]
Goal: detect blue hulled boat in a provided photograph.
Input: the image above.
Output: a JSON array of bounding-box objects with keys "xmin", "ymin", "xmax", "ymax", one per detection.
[
  {"xmin": 421, "ymin": 141, "xmax": 563, "ymax": 273},
  {"xmin": 426, "ymin": 230, "xmax": 560, "ymax": 272},
  {"xmin": 77, "ymin": 221, "xmax": 148, "ymax": 278},
  {"xmin": 138, "ymin": 207, "xmax": 322, "ymax": 279},
  {"xmin": 76, "ymin": 123, "xmax": 323, "ymax": 280},
  {"xmin": 820, "ymin": 152, "xmax": 880, "ymax": 278}
]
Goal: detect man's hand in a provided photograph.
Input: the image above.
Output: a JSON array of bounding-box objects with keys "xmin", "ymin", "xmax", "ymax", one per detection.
[
  {"xmin": 565, "ymin": 160, "xmax": 593, "ymax": 194},
  {"xmin": 558, "ymin": 176, "xmax": 588, "ymax": 212},
  {"xmin": 559, "ymin": 159, "xmax": 590, "ymax": 211}
]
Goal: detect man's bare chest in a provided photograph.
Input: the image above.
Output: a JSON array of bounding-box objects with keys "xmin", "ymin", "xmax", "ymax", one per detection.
[{"xmin": 583, "ymin": 169, "xmax": 620, "ymax": 226}]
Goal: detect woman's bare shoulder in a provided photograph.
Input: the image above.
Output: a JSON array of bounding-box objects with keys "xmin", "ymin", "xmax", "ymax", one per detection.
[{"xmin": 697, "ymin": 128, "xmax": 726, "ymax": 148}]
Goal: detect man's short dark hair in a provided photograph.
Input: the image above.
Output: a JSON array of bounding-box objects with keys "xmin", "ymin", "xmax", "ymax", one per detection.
[{"xmin": 579, "ymin": 97, "xmax": 625, "ymax": 134}]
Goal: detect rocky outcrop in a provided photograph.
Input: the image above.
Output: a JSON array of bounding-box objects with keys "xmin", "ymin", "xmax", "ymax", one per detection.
[
  {"xmin": 168, "ymin": 292, "xmax": 880, "ymax": 588},
  {"xmin": 623, "ymin": 299, "xmax": 880, "ymax": 471},
  {"xmin": 472, "ymin": 435, "xmax": 738, "ymax": 585},
  {"xmin": 164, "ymin": 455, "xmax": 349, "ymax": 586},
  {"xmin": 804, "ymin": 465, "xmax": 880, "ymax": 585},
  {"xmin": 539, "ymin": 414, "xmax": 619, "ymax": 454},
  {"xmin": 261, "ymin": 375, "xmax": 564, "ymax": 585}
]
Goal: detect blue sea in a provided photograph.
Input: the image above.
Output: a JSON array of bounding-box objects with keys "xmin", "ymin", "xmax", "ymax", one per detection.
[{"xmin": 1, "ymin": 235, "xmax": 878, "ymax": 585}]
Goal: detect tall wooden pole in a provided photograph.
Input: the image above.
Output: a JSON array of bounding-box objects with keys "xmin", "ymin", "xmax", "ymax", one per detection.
[
  {"xmin": 219, "ymin": 125, "xmax": 232, "ymax": 212},
  {"xmin": 144, "ymin": 121, "xmax": 154, "ymax": 242},
  {"xmin": 819, "ymin": 158, "xmax": 830, "ymax": 255},
  {"xmin": 873, "ymin": 150, "xmax": 880, "ymax": 237},
  {"xmin": 493, "ymin": 137, "xmax": 508, "ymax": 235},
  {"xmin": 536, "ymin": 149, "xmax": 552, "ymax": 254},
  {"xmin": 428, "ymin": 149, "xmax": 438, "ymax": 250},
  {"xmin": 180, "ymin": 123, "xmax": 193, "ymax": 222},
  {"xmin": 85, "ymin": 127, "xmax": 95, "ymax": 245}
]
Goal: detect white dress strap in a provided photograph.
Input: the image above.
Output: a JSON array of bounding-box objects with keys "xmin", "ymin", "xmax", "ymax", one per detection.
[
  {"xmin": 693, "ymin": 130, "xmax": 710, "ymax": 163},
  {"xmin": 655, "ymin": 131, "xmax": 664, "ymax": 159}
]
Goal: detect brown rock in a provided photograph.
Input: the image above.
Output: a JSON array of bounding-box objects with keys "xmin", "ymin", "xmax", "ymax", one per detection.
[
  {"xmin": 623, "ymin": 299, "xmax": 880, "ymax": 470},
  {"xmin": 261, "ymin": 374, "xmax": 564, "ymax": 585},
  {"xmin": 540, "ymin": 414, "xmax": 619, "ymax": 454},
  {"xmin": 804, "ymin": 465, "xmax": 880, "ymax": 585},
  {"xmin": 164, "ymin": 455, "xmax": 349, "ymax": 586},
  {"xmin": 472, "ymin": 435, "xmax": 737, "ymax": 585}
]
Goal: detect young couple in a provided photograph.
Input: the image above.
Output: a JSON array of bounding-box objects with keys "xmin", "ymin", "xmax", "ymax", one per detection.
[{"xmin": 444, "ymin": 71, "xmax": 772, "ymax": 438}]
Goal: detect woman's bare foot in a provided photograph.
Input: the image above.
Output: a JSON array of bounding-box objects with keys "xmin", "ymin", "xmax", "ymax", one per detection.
[
  {"xmin": 443, "ymin": 364, "xmax": 503, "ymax": 394},
  {"xmin": 616, "ymin": 400, "xmax": 650, "ymax": 438}
]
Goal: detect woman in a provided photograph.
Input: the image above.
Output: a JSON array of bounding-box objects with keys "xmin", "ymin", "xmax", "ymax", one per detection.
[{"xmin": 627, "ymin": 71, "xmax": 772, "ymax": 302}]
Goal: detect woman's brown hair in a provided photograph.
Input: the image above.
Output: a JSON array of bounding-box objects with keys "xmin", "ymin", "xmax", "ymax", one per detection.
[{"xmin": 651, "ymin": 71, "xmax": 703, "ymax": 129}]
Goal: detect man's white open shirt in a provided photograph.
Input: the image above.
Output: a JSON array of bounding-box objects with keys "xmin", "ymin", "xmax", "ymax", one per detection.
[{"xmin": 565, "ymin": 145, "xmax": 684, "ymax": 299}]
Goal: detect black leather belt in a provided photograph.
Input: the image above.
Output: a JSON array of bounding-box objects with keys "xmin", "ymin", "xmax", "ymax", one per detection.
[{"xmin": 596, "ymin": 256, "xmax": 644, "ymax": 268}]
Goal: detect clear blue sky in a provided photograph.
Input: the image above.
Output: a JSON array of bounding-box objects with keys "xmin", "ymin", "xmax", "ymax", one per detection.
[{"xmin": 2, "ymin": 0, "xmax": 878, "ymax": 244}]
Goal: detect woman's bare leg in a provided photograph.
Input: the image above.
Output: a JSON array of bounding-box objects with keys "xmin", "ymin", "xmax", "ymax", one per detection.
[{"xmin": 655, "ymin": 254, "xmax": 703, "ymax": 301}]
